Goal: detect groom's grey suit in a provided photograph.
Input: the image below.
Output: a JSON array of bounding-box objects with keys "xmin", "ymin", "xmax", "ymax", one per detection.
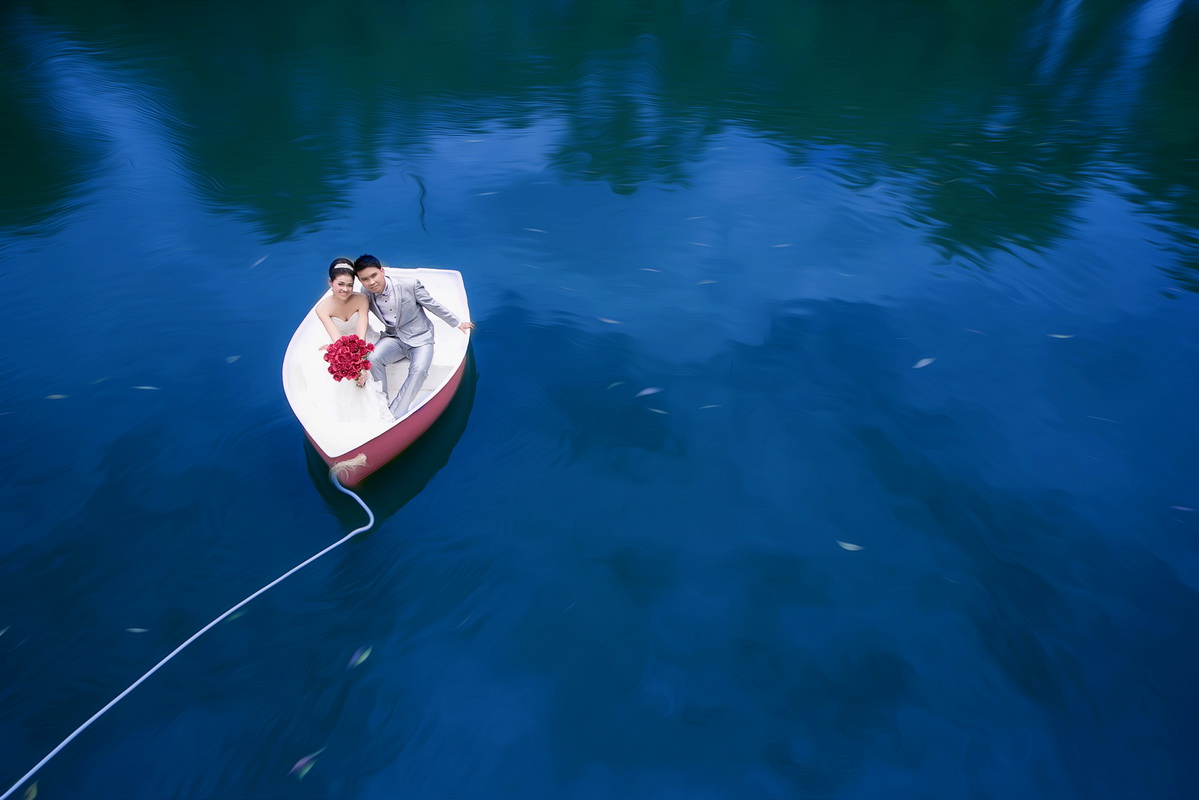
[{"xmin": 365, "ymin": 273, "xmax": 461, "ymax": 418}]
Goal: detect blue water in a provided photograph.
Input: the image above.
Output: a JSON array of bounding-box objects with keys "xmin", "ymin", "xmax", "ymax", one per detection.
[{"xmin": 2, "ymin": 1, "xmax": 1198, "ymax": 798}]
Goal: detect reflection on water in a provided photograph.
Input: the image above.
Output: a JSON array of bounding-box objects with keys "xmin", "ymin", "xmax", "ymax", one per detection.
[
  {"xmin": 3, "ymin": 0, "xmax": 1196, "ymax": 285},
  {"xmin": 1, "ymin": 1, "xmax": 1197, "ymax": 798},
  {"xmin": 1033, "ymin": 0, "xmax": 1086, "ymax": 80}
]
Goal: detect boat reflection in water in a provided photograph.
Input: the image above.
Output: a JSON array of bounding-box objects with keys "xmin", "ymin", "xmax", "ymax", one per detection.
[{"xmin": 305, "ymin": 348, "xmax": 478, "ymax": 526}]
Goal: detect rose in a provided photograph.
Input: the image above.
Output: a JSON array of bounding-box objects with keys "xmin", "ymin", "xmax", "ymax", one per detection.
[{"xmin": 323, "ymin": 334, "xmax": 374, "ymax": 382}]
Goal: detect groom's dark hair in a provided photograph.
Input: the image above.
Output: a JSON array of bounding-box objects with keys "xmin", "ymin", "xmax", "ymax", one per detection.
[{"xmin": 353, "ymin": 254, "xmax": 382, "ymax": 273}]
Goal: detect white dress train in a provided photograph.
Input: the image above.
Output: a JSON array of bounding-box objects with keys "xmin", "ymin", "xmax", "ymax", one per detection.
[{"xmin": 304, "ymin": 312, "xmax": 395, "ymax": 425}]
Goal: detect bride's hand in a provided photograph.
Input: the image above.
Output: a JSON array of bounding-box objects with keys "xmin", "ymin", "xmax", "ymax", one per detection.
[
  {"xmin": 356, "ymin": 371, "xmax": 367, "ymax": 387},
  {"xmin": 318, "ymin": 344, "xmax": 329, "ymax": 351}
]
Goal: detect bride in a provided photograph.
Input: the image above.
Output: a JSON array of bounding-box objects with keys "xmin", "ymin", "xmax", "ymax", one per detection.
[{"xmin": 307, "ymin": 258, "xmax": 394, "ymax": 425}]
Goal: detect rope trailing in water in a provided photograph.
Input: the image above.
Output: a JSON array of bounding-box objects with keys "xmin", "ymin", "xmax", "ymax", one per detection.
[{"xmin": 0, "ymin": 462, "xmax": 374, "ymax": 800}]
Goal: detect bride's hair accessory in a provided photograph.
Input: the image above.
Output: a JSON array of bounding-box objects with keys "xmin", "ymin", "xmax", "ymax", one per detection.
[{"xmin": 328, "ymin": 257, "xmax": 356, "ymax": 281}]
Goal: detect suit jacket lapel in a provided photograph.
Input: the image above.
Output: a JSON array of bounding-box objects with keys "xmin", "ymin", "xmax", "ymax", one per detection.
[
  {"xmin": 394, "ymin": 276, "xmax": 412, "ymax": 326},
  {"xmin": 371, "ymin": 276, "xmax": 396, "ymax": 329}
]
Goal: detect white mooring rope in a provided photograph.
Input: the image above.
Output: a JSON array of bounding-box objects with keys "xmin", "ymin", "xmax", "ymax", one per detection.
[{"xmin": 0, "ymin": 464, "xmax": 374, "ymax": 800}]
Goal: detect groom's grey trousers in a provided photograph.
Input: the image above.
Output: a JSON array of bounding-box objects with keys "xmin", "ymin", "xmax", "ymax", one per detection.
[{"xmin": 369, "ymin": 336, "xmax": 434, "ymax": 418}]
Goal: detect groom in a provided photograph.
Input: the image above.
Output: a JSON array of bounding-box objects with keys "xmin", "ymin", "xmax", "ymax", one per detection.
[{"xmin": 353, "ymin": 254, "xmax": 474, "ymax": 418}]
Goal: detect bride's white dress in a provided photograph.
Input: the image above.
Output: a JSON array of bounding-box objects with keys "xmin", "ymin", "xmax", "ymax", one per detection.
[{"xmin": 304, "ymin": 312, "xmax": 394, "ymax": 425}]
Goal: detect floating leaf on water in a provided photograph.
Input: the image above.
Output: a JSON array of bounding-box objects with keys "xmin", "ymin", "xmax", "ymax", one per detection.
[
  {"xmin": 635, "ymin": 387, "xmax": 663, "ymax": 397},
  {"xmin": 23, "ymin": 781, "xmax": 36, "ymax": 800},
  {"xmin": 640, "ymin": 268, "xmax": 662, "ymax": 272},
  {"xmin": 697, "ymin": 280, "xmax": 718, "ymax": 285},
  {"xmin": 685, "ymin": 215, "xmax": 706, "ymax": 220},
  {"xmin": 699, "ymin": 404, "xmax": 721, "ymax": 409},
  {"xmin": 476, "ymin": 191, "xmax": 498, "ymax": 196},
  {"xmin": 836, "ymin": 540, "xmax": 864, "ymax": 551},
  {"xmin": 1047, "ymin": 334, "xmax": 1075, "ymax": 339},
  {"xmin": 289, "ymin": 747, "xmax": 327, "ymax": 780},
  {"xmin": 523, "ymin": 227, "xmax": 547, "ymax": 233},
  {"xmin": 913, "ymin": 358, "xmax": 936, "ymax": 369},
  {"xmin": 224, "ymin": 610, "xmax": 246, "ymax": 622},
  {"xmin": 46, "ymin": 395, "xmax": 68, "ymax": 400},
  {"xmin": 597, "ymin": 318, "xmax": 622, "ymax": 324},
  {"xmin": 251, "ymin": 255, "xmax": 268, "ymax": 268},
  {"xmin": 125, "ymin": 628, "xmax": 149, "ymax": 634},
  {"xmin": 648, "ymin": 408, "xmax": 669, "ymax": 414},
  {"xmin": 132, "ymin": 386, "xmax": 161, "ymax": 390},
  {"xmin": 348, "ymin": 645, "xmax": 372, "ymax": 669},
  {"xmin": 225, "ymin": 355, "xmax": 241, "ymax": 363},
  {"xmin": 606, "ymin": 381, "xmax": 625, "ymax": 390},
  {"xmin": 771, "ymin": 243, "xmax": 794, "ymax": 248}
]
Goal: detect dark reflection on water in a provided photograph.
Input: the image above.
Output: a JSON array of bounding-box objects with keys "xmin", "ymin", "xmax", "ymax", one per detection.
[
  {"xmin": 4, "ymin": 0, "xmax": 1197, "ymax": 283},
  {"xmin": 2, "ymin": 1, "xmax": 1198, "ymax": 798}
]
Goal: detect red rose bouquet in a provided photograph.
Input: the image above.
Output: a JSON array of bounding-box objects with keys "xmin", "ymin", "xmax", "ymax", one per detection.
[{"xmin": 324, "ymin": 335, "xmax": 375, "ymax": 382}]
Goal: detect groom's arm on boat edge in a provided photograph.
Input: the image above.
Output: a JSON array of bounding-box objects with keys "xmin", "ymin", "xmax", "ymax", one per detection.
[{"xmin": 413, "ymin": 280, "xmax": 475, "ymax": 332}]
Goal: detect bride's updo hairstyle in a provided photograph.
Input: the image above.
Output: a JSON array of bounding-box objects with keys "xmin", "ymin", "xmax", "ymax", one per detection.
[{"xmin": 328, "ymin": 257, "xmax": 355, "ymax": 281}]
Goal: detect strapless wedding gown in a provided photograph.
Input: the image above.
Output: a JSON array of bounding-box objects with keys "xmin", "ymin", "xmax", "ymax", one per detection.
[{"xmin": 304, "ymin": 312, "xmax": 394, "ymax": 425}]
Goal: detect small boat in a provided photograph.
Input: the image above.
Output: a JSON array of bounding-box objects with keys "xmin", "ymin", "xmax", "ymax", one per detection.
[{"xmin": 282, "ymin": 268, "xmax": 472, "ymax": 487}]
